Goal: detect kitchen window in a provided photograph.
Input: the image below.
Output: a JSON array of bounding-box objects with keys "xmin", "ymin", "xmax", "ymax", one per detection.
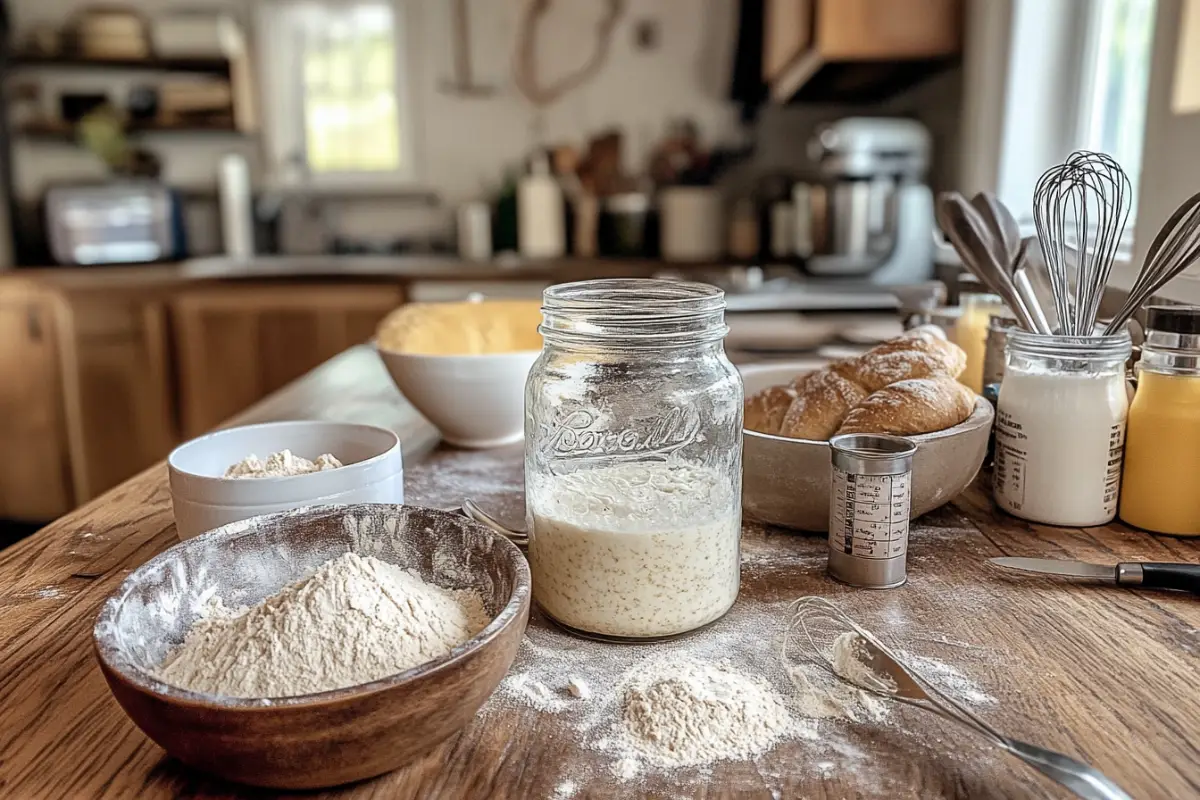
[
  {"xmin": 258, "ymin": 0, "xmax": 414, "ymax": 186},
  {"xmin": 964, "ymin": 0, "xmax": 1157, "ymax": 230},
  {"xmin": 1076, "ymin": 0, "xmax": 1157, "ymax": 205}
]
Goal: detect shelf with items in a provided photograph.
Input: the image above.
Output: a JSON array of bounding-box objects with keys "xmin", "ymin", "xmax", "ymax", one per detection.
[
  {"xmin": 16, "ymin": 118, "xmax": 247, "ymax": 141},
  {"xmin": 9, "ymin": 52, "xmax": 232, "ymax": 75}
]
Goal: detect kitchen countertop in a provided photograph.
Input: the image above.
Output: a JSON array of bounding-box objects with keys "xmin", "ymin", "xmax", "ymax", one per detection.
[
  {"xmin": 1, "ymin": 345, "xmax": 1198, "ymax": 799},
  {"xmin": 0, "ymin": 256, "xmax": 686, "ymax": 293}
]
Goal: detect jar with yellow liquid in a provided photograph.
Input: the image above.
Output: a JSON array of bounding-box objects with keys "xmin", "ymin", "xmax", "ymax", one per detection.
[
  {"xmin": 1119, "ymin": 306, "xmax": 1200, "ymax": 536},
  {"xmin": 955, "ymin": 291, "xmax": 1006, "ymax": 393}
]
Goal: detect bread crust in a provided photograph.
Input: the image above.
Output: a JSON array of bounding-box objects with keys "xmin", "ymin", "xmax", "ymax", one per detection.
[
  {"xmin": 744, "ymin": 385, "xmax": 797, "ymax": 435},
  {"xmin": 778, "ymin": 370, "xmax": 868, "ymax": 440},
  {"xmin": 742, "ymin": 329, "xmax": 972, "ymax": 440},
  {"xmin": 837, "ymin": 377, "xmax": 976, "ymax": 436}
]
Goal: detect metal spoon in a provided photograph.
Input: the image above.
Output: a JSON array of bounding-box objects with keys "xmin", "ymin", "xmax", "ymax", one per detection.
[
  {"xmin": 972, "ymin": 192, "xmax": 1022, "ymax": 271},
  {"xmin": 936, "ymin": 192, "xmax": 1038, "ymax": 331},
  {"xmin": 461, "ymin": 498, "xmax": 528, "ymax": 547},
  {"xmin": 789, "ymin": 597, "xmax": 1132, "ymax": 800},
  {"xmin": 1104, "ymin": 191, "xmax": 1200, "ymax": 334}
]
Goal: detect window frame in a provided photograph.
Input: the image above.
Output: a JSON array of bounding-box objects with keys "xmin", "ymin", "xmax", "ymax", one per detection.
[
  {"xmin": 256, "ymin": 0, "xmax": 418, "ymax": 192},
  {"xmin": 961, "ymin": 0, "xmax": 1154, "ymax": 243}
]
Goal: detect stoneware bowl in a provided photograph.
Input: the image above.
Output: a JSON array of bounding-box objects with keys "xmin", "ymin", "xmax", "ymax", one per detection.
[
  {"xmin": 93, "ymin": 504, "xmax": 531, "ymax": 789},
  {"xmin": 741, "ymin": 362, "xmax": 994, "ymax": 531},
  {"xmin": 167, "ymin": 420, "xmax": 403, "ymax": 541},
  {"xmin": 376, "ymin": 345, "xmax": 539, "ymax": 449}
]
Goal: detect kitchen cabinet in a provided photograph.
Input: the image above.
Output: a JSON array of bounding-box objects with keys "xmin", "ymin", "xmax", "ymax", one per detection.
[
  {"xmin": 171, "ymin": 283, "xmax": 404, "ymax": 437},
  {"xmin": 0, "ymin": 283, "xmax": 72, "ymax": 520},
  {"xmin": 765, "ymin": 0, "xmax": 962, "ymax": 102},
  {"xmin": 57, "ymin": 295, "xmax": 178, "ymax": 503}
]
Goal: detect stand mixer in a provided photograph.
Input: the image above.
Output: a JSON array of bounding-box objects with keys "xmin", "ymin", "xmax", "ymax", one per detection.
[{"xmin": 794, "ymin": 117, "xmax": 935, "ymax": 285}]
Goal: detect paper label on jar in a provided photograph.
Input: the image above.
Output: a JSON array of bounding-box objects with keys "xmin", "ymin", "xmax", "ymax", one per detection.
[
  {"xmin": 993, "ymin": 408, "xmax": 1027, "ymax": 509},
  {"xmin": 829, "ymin": 468, "xmax": 910, "ymax": 560},
  {"xmin": 1103, "ymin": 421, "xmax": 1125, "ymax": 514}
]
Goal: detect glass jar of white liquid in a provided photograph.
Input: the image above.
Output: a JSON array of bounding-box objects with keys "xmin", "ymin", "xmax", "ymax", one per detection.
[
  {"xmin": 525, "ymin": 279, "xmax": 743, "ymax": 640},
  {"xmin": 993, "ymin": 332, "xmax": 1131, "ymax": 526}
]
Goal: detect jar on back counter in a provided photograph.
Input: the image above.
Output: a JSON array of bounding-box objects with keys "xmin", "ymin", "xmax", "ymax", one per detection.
[
  {"xmin": 993, "ymin": 331, "xmax": 1131, "ymax": 527},
  {"xmin": 525, "ymin": 279, "xmax": 743, "ymax": 640},
  {"xmin": 955, "ymin": 292, "xmax": 1006, "ymax": 393},
  {"xmin": 1120, "ymin": 307, "xmax": 1200, "ymax": 536}
]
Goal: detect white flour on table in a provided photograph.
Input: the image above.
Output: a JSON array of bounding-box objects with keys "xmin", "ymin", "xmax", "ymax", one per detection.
[{"xmin": 483, "ymin": 599, "xmax": 1000, "ymax": 794}]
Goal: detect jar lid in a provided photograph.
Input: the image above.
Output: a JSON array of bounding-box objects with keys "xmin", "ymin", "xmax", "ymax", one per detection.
[{"xmin": 1146, "ymin": 305, "xmax": 1200, "ymax": 335}]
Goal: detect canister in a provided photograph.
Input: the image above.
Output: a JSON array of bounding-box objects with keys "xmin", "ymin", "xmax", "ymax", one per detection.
[
  {"xmin": 983, "ymin": 314, "xmax": 1018, "ymax": 388},
  {"xmin": 827, "ymin": 434, "xmax": 917, "ymax": 589}
]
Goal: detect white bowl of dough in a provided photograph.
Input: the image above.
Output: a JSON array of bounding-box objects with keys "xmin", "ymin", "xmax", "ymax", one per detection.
[
  {"xmin": 167, "ymin": 420, "xmax": 403, "ymax": 541},
  {"xmin": 378, "ymin": 349, "xmax": 539, "ymax": 449},
  {"xmin": 375, "ymin": 299, "xmax": 543, "ymax": 449}
]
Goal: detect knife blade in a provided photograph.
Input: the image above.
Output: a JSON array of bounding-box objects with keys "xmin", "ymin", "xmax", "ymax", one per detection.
[{"xmin": 989, "ymin": 557, "xmax": 1200, "ymax": 595}]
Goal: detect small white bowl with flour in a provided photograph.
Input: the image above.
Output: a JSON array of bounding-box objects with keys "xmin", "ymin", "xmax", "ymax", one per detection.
[{"xmin": 168, "ymin": 420, "xmax": 403, "ymax": 540}]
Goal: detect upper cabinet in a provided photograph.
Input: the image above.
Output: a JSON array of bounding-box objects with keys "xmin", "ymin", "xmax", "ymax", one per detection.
[{"xmin": 764, "ymin": 0, "xmax": 963, "ymax": 103}]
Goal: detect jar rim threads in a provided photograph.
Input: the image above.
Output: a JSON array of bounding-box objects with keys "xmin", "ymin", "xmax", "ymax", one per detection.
[
  {"xmin": 1006, "ymin": 330, "xmax": 1132, "ymax": 360},
  {"xmin": 540, "ymin": 278, "xmax": 728, "ymax": 348}
]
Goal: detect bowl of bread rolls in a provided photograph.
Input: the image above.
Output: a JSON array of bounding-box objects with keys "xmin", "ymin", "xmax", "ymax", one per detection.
[{"xmin": 741, "ymin": 326, "xmax": 993, "ymax": 531}]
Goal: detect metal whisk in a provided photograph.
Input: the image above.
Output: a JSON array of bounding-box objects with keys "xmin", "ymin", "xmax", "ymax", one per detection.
[
  {"xmin": 1033, "ymin": 151, "xmax": 1132, "ymax": 335},
  {"xmin": 1104, "ymin": 191, "xmax": 1200, "ymax": 334},
  {"xmin": 785, "ymin": 597, "xmax": 1132, "ymax": 800}
]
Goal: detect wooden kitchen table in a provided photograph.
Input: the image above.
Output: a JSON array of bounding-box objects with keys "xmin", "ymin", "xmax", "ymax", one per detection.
[{"xmin": 1, "ymin": 345, "xmax": 1197, "ymax": 799}]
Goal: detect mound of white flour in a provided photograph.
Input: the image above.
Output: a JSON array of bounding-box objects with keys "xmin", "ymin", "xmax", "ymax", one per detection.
[
  {"xmin": 619, "ymin": 660, "xmax": 795, "ymax": 769},
  {"xmin": 155, "ymin": 552, "xmax": 488, "ymax": 698}
]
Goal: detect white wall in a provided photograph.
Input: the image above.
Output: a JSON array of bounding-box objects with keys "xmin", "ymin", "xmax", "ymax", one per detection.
[
  {"xmin": 9, "ymin": 0, "xmax": 741, "ymax": 250},
  {"xmin": 1112, "ymin": 0, "xmax": 1200, "ymax": 299}
]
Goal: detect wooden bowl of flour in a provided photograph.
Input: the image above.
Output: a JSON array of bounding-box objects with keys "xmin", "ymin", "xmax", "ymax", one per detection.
[{"xmin": 93, "ymin": 504, "xmax": 531, "ymax": 789}]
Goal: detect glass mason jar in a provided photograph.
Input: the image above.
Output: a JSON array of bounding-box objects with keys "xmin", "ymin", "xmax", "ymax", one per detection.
[
  {"xmin": 993, "ymin": 332, "xmax": 1131, "ymax": 527},
  {"xmin": 955, "ymin": 291, "xmax": 1006, "ymax": 393},
  {"xmin": 1120, "ymin": 306, "xmax": 1200, "ymax": 536},
  {"xmin": 525, "ymin": 278, "xmax": 743, "ymax": 641}
]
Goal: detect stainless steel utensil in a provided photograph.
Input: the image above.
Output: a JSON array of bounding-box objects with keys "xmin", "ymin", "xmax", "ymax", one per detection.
[
  {"xmin": 1013, "ymin": 261, "xmax": 1054, "ymax": 334},
  {"xmin": 461, "ymin": 498, "xmax": 528, "ymax": 547},
  {"xmin": 972, "ymin": 191, "xmax": 1022, "ymax": 271},
  {"xmin": 990, "ymin": 556, "xmax": 1200, "ymax": 594},
  {"xmin": 1104, "ymin": 191, "xmax": 1200, "ymax": 335},
  {"xmin": 975, "ymin": 198, "xmax": 1054, "ymax": 334},
  {"xmin": 786, "ymin": 597, "xmax": 1133, "ymax": 800},
  {"xmin": 936, "ymin": 192, "xmax": 1038, "ymax": 331},
  {"xmin": 1033, "ymin": 151, "xmax": 1132, "ymax": 336}
]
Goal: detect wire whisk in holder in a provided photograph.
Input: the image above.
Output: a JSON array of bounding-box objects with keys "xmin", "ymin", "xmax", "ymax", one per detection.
[{"xmin": 1032, "ymin": 150, "xmax": 1132, "ymax": 337}]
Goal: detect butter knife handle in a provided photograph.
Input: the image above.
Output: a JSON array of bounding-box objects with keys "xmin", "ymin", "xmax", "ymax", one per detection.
[{"xmin": 1137, "ymin": 563, "xmax": 1200, "ymax": 595}]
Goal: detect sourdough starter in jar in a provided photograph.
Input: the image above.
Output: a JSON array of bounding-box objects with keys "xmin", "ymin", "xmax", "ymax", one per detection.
[{"xmin": 527, "ymin": 461, "xmax": 741, "ymax": 639}]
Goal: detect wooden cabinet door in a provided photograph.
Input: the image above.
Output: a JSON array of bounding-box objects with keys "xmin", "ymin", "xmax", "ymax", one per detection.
[
  {"xmin": 764, "ymin": 0, "xmax": 811, "ymax": 82},
  {"xmin": 59, "ymin": 296, "xmax": 178, "ymax": 502},
  {"xmin": 171, "ymin": 283, "xmax": 404, "ymax": 438},
  {"xmin": 816, "ymin": 0, "xmax": 962, "ymax": 60},
  {"xmin": 0, "ymin": 286, "xmax": 72, "ymax": 520}
]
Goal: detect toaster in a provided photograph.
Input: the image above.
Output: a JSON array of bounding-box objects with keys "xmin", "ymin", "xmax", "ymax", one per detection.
[{"xmin": 45, "ymin": 182, "xmax": 187, "ymax": 265}]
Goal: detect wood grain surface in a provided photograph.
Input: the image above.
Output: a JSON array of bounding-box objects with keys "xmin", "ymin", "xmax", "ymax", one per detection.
[{"xmin": 1, "ymin": 345, "xmax": 1198, "ymax": 799}]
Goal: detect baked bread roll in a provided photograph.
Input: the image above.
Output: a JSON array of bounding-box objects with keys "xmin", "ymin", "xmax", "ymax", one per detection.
[
  {"xmin": 744, "ymin": 385, "xmax": 797, "ymax": 435},
  {"xmin": 837, "ymin": 377, "xmax": 976, "ymax": 436},
  {"xmin": 778, "ymin": 370, "xmax": 868, "ymax": 440},
  {"xmin": 833, "ymin": 334, "xmax": 967, "ymax": 393}
]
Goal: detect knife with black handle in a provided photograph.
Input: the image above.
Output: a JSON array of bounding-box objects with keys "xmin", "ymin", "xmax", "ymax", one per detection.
[{"xmin": 990, "ymin": 557, "xmax": 1200, "ymax": 595}]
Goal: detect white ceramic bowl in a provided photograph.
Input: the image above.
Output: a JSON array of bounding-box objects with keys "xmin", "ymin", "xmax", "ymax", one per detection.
[
  {"xmin": 376, "ymin": 346, "xmax": 539, "ymax": 449},
  {"xmin": 167, "ymin": 421, "xmax": 403, "ymax": 540}
]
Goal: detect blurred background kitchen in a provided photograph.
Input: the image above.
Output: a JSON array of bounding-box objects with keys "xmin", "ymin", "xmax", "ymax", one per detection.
[{"xmin": 0, "ymin": 0, "xmax": 1194, "ymax": 539}]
